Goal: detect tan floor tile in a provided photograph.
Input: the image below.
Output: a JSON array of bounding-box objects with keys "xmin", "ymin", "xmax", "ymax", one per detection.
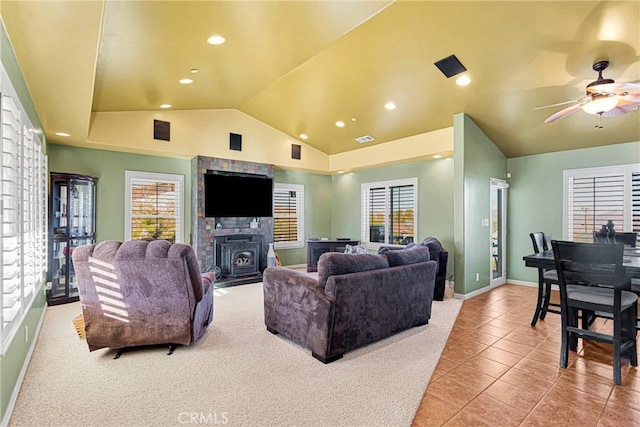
[
  {"xmin": 441, "ymin": 365, "xmax": 496, "ymax": 394},
  {"xmin": 461, "ymin": 356, "xmax": 511, "ymax": 379},
  {"xmin": 555, "ymin": 369, "xmax": 614, "ymax": 401},
  {"xmin": 597, "ymin": 401, "xmax": 640, "ymax": 427},
  {"xmin": 443, "ymin": 394, "xmax": 527, "ymax": 427},
  {"xmin": 609, "ymin": 384, "xmax": 640, "ymax": 411},
  {"xmin": 426, "ymin": 375, "xmax": 482, "ymax": 410},
  {"xmin": 476, "ymin": 346, "xmax": 524, "ymax": 367},
  {"xmin": 492, "ymin": 338, "xmax": 536, "ymax": 357},
  {"xmin": 412, "ymin": 393, "xmax": 460, "ymax": 427},
  {"xmin": 483, "ymin": 379, "xmax": 547, "ymax": 413},
  {"xmin": 523, "ymin": 382, "xmax": 606, "ymax": 426}
]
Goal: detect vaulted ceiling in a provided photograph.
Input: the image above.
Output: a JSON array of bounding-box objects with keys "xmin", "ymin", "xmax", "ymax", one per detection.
[{"xmin": 1, "ymin": 0, "xmax": 639, "ymax": 158}]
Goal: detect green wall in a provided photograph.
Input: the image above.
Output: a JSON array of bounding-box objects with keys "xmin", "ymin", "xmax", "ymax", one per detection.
[
  {"xmin": 454, "ymin": 113, "xmax": 508, "ymax": 294},
  {"xmin": 330, "ymin": 157, "xmax": 455, "ymax": 275},
  {"xmin": 507, "ymin": 140, "xmax": 640, "ymax": 283},
  {"xmin": 47, "ymin": 144, "xmax": 192, "ymax": 243},
  {"xmin": 0, "ymin": 19, "xmax": 47, "ymax": 425},
  {"xmin": 273, "ymin": 170, "xmax": 332, "ymax": 266}
]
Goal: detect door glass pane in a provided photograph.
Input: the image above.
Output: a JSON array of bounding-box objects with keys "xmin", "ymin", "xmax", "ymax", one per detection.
[{"xmin": 491, "ymin": 187, "xmax": 504, "ymax": 280}]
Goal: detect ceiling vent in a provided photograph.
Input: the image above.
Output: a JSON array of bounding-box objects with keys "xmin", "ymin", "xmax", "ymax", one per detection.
[
  {"xmin": 355, "ymin": 135, "xmax": 375, "ymax": 143},
  {"xmin": 434, "ymin": 54, "xmax": 467, "ymax": 78}
]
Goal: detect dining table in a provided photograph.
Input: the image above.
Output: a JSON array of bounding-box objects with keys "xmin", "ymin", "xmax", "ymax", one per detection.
[{"xmin": 523, "ymin": 246, "xmax": 640, "ymax": 279}]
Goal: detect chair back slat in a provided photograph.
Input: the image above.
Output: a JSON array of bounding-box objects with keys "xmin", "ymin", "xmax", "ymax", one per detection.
[{"xmin": 530, "ymin": 232, "xmax": 549, "ymax": 253}]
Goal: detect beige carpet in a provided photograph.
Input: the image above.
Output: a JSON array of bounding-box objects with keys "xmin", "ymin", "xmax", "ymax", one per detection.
[{"xmin": 9, "ymin": 283, "xmax": 461, "ymax": 427}]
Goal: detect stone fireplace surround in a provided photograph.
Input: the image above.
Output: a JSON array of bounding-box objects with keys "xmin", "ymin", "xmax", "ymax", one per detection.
[{"xmin": 191, "ymin": 156, "xmax": 274, "ymax": 281}]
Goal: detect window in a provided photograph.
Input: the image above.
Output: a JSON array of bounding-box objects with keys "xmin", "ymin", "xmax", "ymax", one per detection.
[
  {"xmin": 273, "ymin": 183, "xmax": 304, "ymax": 249},
  {"xmin": 564, "ymin": 164, "xmax": 640, "ymax": 244},
  {"xmin": 125, "ymin": 171, "xmax": 184, "ymax": 243},
  {"xmin": 361, "ymin": 178, "xmax": 417, "ymax": 247},
  {"xmin": 1, "ymin": 65, "xmax": 47, "ymax": 354}
]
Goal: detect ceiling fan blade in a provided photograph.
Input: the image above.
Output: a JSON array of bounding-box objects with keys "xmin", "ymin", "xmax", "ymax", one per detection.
[
  {"xmin": 534, "ymin": 98, "xmax": 587, "ymax": 110},
  {"xmin": 599, "ymin": 102, "xmax": 640, "ymax": 117},
  {"xmin": 544, "ymin": 101, "xmax": 588, "ymax": 123},
  {"xmin": 619, "ymin": 92, "xmax": 640, "ymax": 104},
  {"xmin": 587, "ymin": 82, "xmax": 640, "ymax": 95}
]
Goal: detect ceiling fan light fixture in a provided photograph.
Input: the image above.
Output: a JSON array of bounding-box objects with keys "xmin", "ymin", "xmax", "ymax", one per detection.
[{"xmin": 581, "ymin": 96, "xmax": 619, "ymax": 115}]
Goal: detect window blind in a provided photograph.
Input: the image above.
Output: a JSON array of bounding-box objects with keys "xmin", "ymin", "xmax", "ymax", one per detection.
[
  {"xmin": 1, "ymin": 65, "xmax": 47, "ymax": 353},
  {"xmin": 389, "ymin": 184, "xmax": 415, "ymax": 245},
  {"xmin": 368, "ymin": 187, "xmax": 386, "ymax": 243},
  {"xmin": 633, "ymin": 172, "xmax": 640, "ymax": 241},
  {"xmin": 273, "ymin": 184, "xmax": 304, "ymax": 248},
  {"xmin": 567, "ymin": 174, "xmax": 624, "ymax": 242}
]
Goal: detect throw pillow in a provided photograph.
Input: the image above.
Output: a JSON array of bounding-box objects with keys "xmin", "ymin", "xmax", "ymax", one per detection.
[
  {"xmin": 384, "ymin": 245, "xmax": 430, "ymax": 267},
  {"xmin": 344, "ymin": 244, "xmax": 368, "ymax": 254},
  {"xmin": 317, "ymin": 252, "xmax": 389, "ymax": 288}
]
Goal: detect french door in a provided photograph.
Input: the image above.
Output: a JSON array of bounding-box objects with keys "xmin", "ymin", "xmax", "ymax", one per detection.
[{"xmin": 490, "ymin": 179, "xmax": 509, "ymax": 287}]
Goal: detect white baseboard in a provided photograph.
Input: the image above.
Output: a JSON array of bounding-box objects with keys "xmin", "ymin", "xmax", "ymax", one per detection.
[
  {"xmin": 1, "ymin": 304, "xmax": 47, "ymax": 427},
  {"xmin": 454, "ymin": 283, "xmax": 497, "ymax": 300},
  {"xmin": 508, "ymin": 279, "xmax": 558, "ymax": 291}
]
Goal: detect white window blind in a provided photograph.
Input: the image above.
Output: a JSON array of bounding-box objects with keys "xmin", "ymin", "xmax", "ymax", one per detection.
[
  {"xmin": 564, "ymin": 164, "xmax": 640, "ymax": 245},
  {"xmin": 273, "ymin": 183, "xmax": 304, "ymax": 249},
  {"xmin": 361, "ymin": 178, "xmax": 417, "ymax": 247},
  {"xmin": 633, "ymin": 172, "xmax": 640, "ymax": 236},
  {"xmin": 125, "ymin": 171, "xmax": 183, "ymax": 243},
  {"xmin": 1, "ymin": 64, "xmax": 47, "ymax": 354}
]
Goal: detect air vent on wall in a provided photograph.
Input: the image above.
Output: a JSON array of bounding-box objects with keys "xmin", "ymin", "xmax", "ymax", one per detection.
[{"xmin": 355, "ymin": 135, "xmax": 375, "ymax": 144}]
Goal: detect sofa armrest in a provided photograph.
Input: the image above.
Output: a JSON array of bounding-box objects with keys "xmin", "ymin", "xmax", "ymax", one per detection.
[{"xmin": 263, "ymin": 267, "xmax": 335, "ymax": 357}]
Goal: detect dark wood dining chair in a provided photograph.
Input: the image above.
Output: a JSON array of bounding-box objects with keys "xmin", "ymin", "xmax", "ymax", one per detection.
[
  {"xmin": 529, "ymin": 232, "xmax": 560, "ymax": 326},
  {"xmin": 551, "ymin": 240, "xmax": 638, "ymax": 385}
]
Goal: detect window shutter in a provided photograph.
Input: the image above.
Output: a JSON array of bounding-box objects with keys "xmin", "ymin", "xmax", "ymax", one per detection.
[
  {"xmin": 1, "ymin": 88, "xmax": 23, "ymax": 336},
  {"xmin": 567, "ymin": 174, "xmax": 625, "ymax": 242},
  {"xmin": 129, "ymin": 177, "xmax": 182, "ymax": 243},
  {"xmin": 361, "ymin": 178, "xmax": 417, "ymax": 246},
  {"xmin": 368, "ymin": 187, "xmax": 386, "ymax": 243},
  {"xmin": 633, "ymin": 172, "xmax": 640, "ymax": 241},
  {"xmin": 273, "ymin": 184, "xmax": 304, "ymax": 248},
  {"xmin": 389, "ymin": 184, "xmax": 415, "ymax": 245}
]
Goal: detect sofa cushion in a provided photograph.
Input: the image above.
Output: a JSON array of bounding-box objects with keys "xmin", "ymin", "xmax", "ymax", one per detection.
[
  {"xmin": 317, "ymin": 252, "xmax": 389, "ymax": 288},
  {"xmin": 384, "ymin": 245, "xmax": 430, "ymax": 267}
]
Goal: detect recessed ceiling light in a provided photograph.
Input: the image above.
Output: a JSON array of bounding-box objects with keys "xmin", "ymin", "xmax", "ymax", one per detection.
[
  {"xmin": 351, "ymin": 117, "xmax": 357, "ymax": 122},
  {"xmin": 207, "ymin": 35, "xmax": 226, "ymax": 45},
  {"xmin": 190, "ymin": 68, "xmax": 199, "ymax": 74},
  {"xmin": 433, "ymin": 154, "xmax": 443, "ymax": 159},
  {"xmin": 335, "ymin": 121, "xmax": 345, "ymax": 128},
  {"xmin": 384, "ymin": 102, "xmax": 397, "ymax": 111},
  {"xmin": 160, "ymin": 104, "xmax": 172, "ymax": 109},
  {"xmin": 179, "ymin": 78, "xmax": 194, "ymax": 85},
  {"xmin": 55, "ymin": 132, "xmax": 70, "ymax": 137},
  {"xmin": 299, "ymin": 134, "xmax": 308, "ymax": 140},
  {"xmin": 455, "ymin": 75, "xmax": 471, "ymax": 86}
]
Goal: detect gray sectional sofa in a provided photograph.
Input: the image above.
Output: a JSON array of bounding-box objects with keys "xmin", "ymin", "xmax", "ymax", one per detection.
[{"xmin": 263, "ymin": 245, "xmax": 437, "ymax": 363}]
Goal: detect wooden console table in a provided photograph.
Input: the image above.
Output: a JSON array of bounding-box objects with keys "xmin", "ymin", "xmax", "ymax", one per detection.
[{"xmin": 307, "ymin": 239, "xmax": 359, "ymax": 272}]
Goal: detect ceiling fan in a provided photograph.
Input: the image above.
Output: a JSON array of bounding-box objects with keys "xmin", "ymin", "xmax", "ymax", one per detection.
[{"xmin": 539, "ymin": 60, "xmax": 640, "ymax": 124}]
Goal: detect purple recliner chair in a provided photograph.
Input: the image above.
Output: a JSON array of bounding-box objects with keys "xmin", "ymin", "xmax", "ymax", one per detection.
[{"xmin": 72, "ymin": 240, "xmax": 215, "ymax": 356}]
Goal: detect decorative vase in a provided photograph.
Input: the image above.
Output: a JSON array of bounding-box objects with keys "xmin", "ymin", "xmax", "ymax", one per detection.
[{"xmin": 267, "ymin": 243, "xmax": 277, "ymax": 268}]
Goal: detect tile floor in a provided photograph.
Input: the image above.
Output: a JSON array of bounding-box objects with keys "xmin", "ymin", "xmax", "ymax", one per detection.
[{"xmin": 412, "ymin": 284, "xmax": 640, "ymax": 427}]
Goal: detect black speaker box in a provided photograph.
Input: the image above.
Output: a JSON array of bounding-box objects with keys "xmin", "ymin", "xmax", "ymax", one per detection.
[
  {"xmin": 230, "ymin": 133, "xmax": 242, "ymax": 151},
  {"xmin": 291, "ymin": 144, "xmax": 301, "ymax": 160},
  {"xmin": 153, "ymin": 120, "xmax": 170, "ymax": 141}
]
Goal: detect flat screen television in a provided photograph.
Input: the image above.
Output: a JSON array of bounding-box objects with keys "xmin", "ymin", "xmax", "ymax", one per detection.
[{"xmin": 204, "ymin": 173, "xmax": 273, "ymax": 217}]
